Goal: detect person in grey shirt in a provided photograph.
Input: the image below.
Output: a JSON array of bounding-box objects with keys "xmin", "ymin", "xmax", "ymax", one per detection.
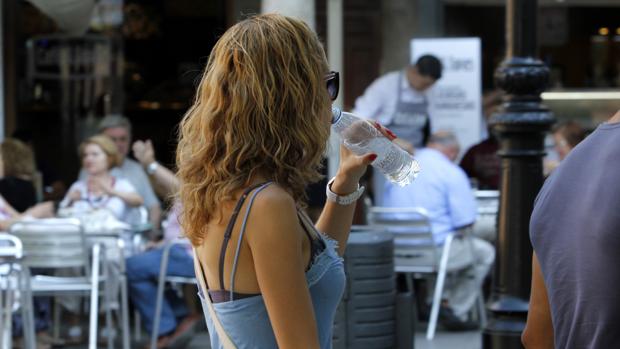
[
  {"xmin": 524, "ymin": 109, "xmax": 620, "ymax": 348},
  {"xmin": 79, "ymin": 115, "xmax": 162, "ymax": 232}
]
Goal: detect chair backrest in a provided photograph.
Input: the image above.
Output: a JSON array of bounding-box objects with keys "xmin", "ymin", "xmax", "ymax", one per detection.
[
  {"xmin": 367, "ymin": 206, "xmax": 440, "ymax": 271},
  {"xmin": 0, "ymin": 234, "xmax": 23, "ymax": 259},
  {"xmin": 475, "ymin": 190, "xmax": 499, "ymax": 215},
  {"xmin": 473, "ymin": 190, "xmax": 499, "ymax": 241},
  {"xmin": 9, "ymin": 218, "xmax": 89, "ymax": 273}
]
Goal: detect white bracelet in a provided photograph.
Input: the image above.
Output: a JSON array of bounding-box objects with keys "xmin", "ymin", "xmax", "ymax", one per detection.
[
  {"xmin": 146, "ymin": 162, "xmax": 159, "ymax": 175},
  {"xmin": 325, "ymin": 177, "xmax": 365, "ymax": 205}
]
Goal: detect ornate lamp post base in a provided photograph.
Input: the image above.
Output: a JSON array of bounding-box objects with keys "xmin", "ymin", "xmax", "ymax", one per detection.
[{"xmin": 481, "ymin": 2, "xmax": 555, "ymax": 347}]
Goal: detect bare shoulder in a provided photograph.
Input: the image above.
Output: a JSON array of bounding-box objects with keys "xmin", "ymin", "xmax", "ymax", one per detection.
[
  {"xmin": 252, "ymin": 184, "xmax": 296, "ymax": 216},
  {"xmin": 245, "ymin": 184, "xmax": 302, "ymax": 246}
]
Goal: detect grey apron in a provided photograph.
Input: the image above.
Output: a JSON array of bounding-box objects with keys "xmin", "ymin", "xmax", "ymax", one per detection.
[
  {"xmin": 372, "ymin": 71, "xmax": 430, "ymax": 205},
  {"xmin": 387, "ymin": 71, "xmax": 431, "ymax": 148}
]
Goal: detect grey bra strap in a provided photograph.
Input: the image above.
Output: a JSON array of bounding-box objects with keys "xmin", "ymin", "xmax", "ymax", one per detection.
[
  {"xmin": 229, "ymin": 182, "xmax": 272, "ymax": 301},
  {"xmin": 297, "ymin": 209, "xmax": 320, "ymax": 240}
]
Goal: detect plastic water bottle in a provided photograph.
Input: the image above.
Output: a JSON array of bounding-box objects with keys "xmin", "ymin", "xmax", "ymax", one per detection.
[{"xmin": 331, "ymin": 106, "xmax": 420, "ymax": 186}]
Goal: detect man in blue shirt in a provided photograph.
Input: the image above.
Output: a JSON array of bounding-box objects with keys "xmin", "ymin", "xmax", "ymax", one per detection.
[{"xmin": 383, "ymin": 131, "xmax": 495, "ymax": 328}]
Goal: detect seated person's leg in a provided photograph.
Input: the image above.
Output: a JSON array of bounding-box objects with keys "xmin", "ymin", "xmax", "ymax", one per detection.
[
  {"xmin": 437, "ymin": 238, "xmax": 494, "ymax": 328},
  {"xmin": 126, "ymin": 245, "xmax": 194, "ymax": 337}
]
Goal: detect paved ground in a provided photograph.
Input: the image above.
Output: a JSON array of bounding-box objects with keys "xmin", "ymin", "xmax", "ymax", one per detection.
[
  {"xmin": 57, "ymin": 320, "xmax": 481, "ymax": 348},
  {"xmin": 414, "ymin": 330, "xmax": 481, "ymax": 349},
  {"xmin": 185, "ymin": 330, "xmax": 482, "ymax": 349}
]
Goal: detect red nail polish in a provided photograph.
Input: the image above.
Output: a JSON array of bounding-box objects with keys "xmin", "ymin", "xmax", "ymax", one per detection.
[
  {"xmin": 369, "ymin": 154, "xmax": 378, "ymax": 162},
  {"xmin": 387, "ymin": 130, "xmax": 397, "ymax": 138},
  {"xmin": 374, "ymin": 121, "xmax": 381, "ymax": 128}
]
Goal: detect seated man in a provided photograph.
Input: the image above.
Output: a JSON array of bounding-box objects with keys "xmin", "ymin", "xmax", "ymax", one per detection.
[{"xmin": 383, "ymin": 131, "xmax": 495, "ymax": 329}]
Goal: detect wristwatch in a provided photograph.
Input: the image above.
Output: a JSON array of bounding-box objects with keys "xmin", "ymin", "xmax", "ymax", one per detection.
[
  {"xmin": 326, "ymin": 177, "xmax": 365, "ymax": 205},
  {"xmin": 146, "ymin": 162, "xmax": 159, "ymax": 175}
]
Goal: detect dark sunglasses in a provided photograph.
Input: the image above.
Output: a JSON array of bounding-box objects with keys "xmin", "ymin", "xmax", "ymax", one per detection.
[{"xmin": 325, "ymin": 71, "xmax": 339, "ymax": 101}]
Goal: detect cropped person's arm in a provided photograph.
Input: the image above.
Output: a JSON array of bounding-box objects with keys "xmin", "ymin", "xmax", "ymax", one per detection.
[
  {"xmin": 132, "ymin": 139, "xmax": 179, "ymax": 197},
  {"xmin": 149, "ymin": 165, "xmax": 180, "ymax": 197},
  {"xmin": 522, "ymin": 252, "xmax": 554, "ymax": 349},
  {"xmin": 100, "ymin": 178, "xmax": 144, "ymax": 207},
  {"xmin": 352, "ymin": 74, "xmax": 391, "ymax": 119},
  {"xmin": 247, "ymin": 189, "xmax": 320, "ymax": 349},
  {"xmin": 111, "ymin": 190, "xmax": 144, "ymax": 207}
]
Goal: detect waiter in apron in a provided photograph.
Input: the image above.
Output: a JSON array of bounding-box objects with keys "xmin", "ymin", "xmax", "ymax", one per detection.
[{"xmin": 352, "ymin": 54, "xmax": 443, "ymax": 205}]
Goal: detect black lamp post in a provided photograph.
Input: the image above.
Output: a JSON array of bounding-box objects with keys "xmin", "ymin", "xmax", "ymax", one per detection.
[{"xmin": 482, "ymin": 0, "xmax": 555, "ymax": 348}]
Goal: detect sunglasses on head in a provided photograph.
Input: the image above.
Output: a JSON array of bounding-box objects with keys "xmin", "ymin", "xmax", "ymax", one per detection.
[{"xmin": 325, "ymin": 71, "xmax": 339, "ymax": 101}]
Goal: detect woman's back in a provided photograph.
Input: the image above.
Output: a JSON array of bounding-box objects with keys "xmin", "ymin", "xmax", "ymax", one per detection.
[{"xmin": 194, "ymin": 182, "xmax": 346, "ymax": 348}]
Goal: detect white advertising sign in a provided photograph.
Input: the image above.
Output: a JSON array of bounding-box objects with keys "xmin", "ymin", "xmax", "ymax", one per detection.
[{"xmin": 411, "ymin": 38, "xmax": 482, "ymax": 156}]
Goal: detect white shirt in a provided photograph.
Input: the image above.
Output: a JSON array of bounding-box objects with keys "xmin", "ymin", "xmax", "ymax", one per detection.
[
  {"xmin": 382, "ymin": 148, "xmax": 477, "ymax": 245},
  {"xmin": 352, "ymin": 70, "xmax": 428, "ymax": 124},
  {"xmin": 60, "ymin": 177, "xmax": 138, "ymax": 222},
  {"xmin": 80, "ymin": 158, "xmax": 160, "ymax": 209}
]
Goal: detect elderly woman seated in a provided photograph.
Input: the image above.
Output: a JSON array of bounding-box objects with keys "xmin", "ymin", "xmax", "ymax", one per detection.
[
  {"xmin": 58, "ymin": 135, "xmax": 145, "ymax": 341},
  {"xmin": 60, "ymin": 135, "xmax": 143, "ymax": 223}
]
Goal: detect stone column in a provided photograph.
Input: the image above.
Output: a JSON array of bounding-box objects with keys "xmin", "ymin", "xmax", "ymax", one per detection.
[
  {"xmin": 262, "ymin": 0, "xmax": 315, "ymax": 30},
  {"xmin": 380, "ymin": 0, "xmax": 444, "ymax": 74},
  {"xmin": 380, "ymin": 0, "xmax": 417, "ymax": 73}
]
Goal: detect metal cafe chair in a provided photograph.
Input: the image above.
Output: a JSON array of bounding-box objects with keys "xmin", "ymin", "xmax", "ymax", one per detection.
[
  {"xmin": 9, "ymin": 218, "xmax": 112, "ymax": 349},
  {"xmin": 473, "ymin": 190, "xmax": 500, "ymax": 242},
  {"xmin": 0, "ymin": 234, "xmax": 33, "ymax": 349},
  {"xmin": 86, "ymin": 230, "xmax": 133, "ymax": 349},
  {"xmin": 150, "ymin": 239, "xmax": 197, "ymax": 349},
  {"xmin": 367, "ymin": 206, "xmax": 486, "ymax": 340}
]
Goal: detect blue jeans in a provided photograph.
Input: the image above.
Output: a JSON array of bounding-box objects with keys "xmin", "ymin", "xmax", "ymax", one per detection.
[{"xmin": 126, "ymin": 245, "xmax": 194, "ymax": 336}]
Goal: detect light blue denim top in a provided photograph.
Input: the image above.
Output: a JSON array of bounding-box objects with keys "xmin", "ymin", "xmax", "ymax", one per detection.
[{"xmin": 195, "ymin": 182, "xmax": 346, "ymax": 349}]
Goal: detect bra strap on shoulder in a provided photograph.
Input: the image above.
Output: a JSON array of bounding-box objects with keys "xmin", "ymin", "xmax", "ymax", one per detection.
[
  {"xmin": 217, "ymin": 182, "xmax": 270, "ymax": 290},
  {"xmin": 229, "ymin": 182, "xmax": 272, "ymax": 301}
]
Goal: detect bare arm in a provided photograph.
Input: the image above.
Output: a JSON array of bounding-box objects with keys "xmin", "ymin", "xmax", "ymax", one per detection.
[
  {"xmin": 247, "ymin": 188, "xmax": 320, "ymax": 348},
  {"xmin": 132, "ymin": 139, "xmax": 180, "ymax": 197},
  {"xmin": 315, "ymin": 145, "xmax": 375, "ymax": 256},
  {"xmin": 0, "ymin": 196, "xmax": 20, "ymax": 218},
  {"xmin": 110, "ymin": 189, "xmax": 144, "ymax": 207},
  {"xmin": 315, "ymin": 123, "xmax": 396, "ymax": 255},
  {"xmin": 149, "ymin": 165, "xmax": 180, "ymax": 198},
  {"xmin": 522, "ymin": 252, "xmax": 554, "ymax": 349},
  {"xmin": 148, "ymin": 204, "xmax": 162, "ymax": 233}
]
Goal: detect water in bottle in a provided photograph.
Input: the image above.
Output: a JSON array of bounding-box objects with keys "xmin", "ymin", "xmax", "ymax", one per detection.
[{"xmin": 331, "ymin": 107, "xmax": 420, "ymax": 186}]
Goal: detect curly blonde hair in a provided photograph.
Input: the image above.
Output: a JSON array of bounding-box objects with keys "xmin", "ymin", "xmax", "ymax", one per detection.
[
  {"xmin": 176, "ymin": 14, "xmax": 332, "ymax": 246},
  {"xmin": 79, "ymin": 135, "xmax": 122, "ymax": 170},
  {"xmin": 1, "ymin": 138, "xmax": 36, "ymax": 178}
]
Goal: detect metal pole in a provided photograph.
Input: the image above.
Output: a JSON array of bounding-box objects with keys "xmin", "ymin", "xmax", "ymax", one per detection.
[{"xmin": 482, "ymin": 0, "xmax": 554, "ymax": 348}]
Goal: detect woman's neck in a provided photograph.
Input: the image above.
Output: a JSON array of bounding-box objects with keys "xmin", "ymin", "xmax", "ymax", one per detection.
[{"xmin": 246, "ymin": 172, "xmax": 271, "ymax": 187}]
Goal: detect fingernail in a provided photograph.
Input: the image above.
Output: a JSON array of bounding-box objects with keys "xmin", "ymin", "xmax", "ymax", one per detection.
[
  {"xmin": 374, "ymin": 121, "xmax": 381, "ymax": 129},
  {"xmin": 369, "ymin": 154, "xmax": 378, "ymax": 162},
  {"xmin": 387, "ymin": 130, "xmax": 397, "ymax": 138}
]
